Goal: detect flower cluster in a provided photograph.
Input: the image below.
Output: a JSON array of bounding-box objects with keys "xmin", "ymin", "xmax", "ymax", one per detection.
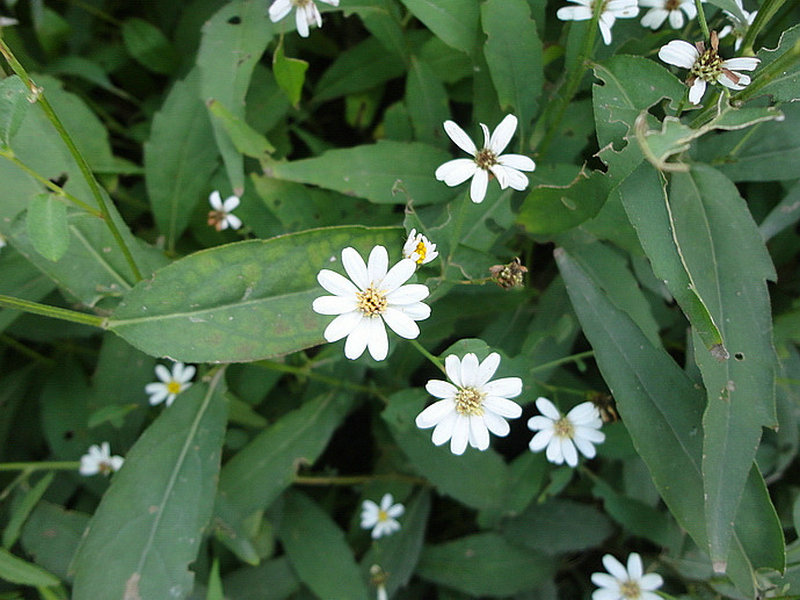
[{"xmin": 145, "ymin": 362, "xmax": 195, "ymax": 407}]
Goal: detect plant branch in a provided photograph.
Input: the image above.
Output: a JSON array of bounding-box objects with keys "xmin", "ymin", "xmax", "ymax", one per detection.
[{"xmin": 0, "ymin": 295, "xmax": 106, "ymax": 328}]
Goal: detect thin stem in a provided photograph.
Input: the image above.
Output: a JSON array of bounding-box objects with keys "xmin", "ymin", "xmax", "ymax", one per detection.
[
  {"xmin": 0, "ymin": 38, "xmax": 143, "ymax": 282},
  {"xmin": 530, "ymin": 350, "xmax": 595, "ymax": 373},
  {"xmin": 694, "ymin": 0, "xmax": 710, "ymax": 42},
  {"xmin": 255, "ymin": 359, "xmax": 385, "ymax": 395},
  {"xmin": 538, "ymin": 4, "xmax": 601, "ymax": 159},
  {"xmin": 0, "ymin": 151, "xmax": 102, "ymax": 216},
  {"xmin": 293, "ymin": 473, "xmax": 429, "ymax": 486},
  {"xmin": 0, "ymin": 294, "xmax": 106, "ymax": 328},
  {"xmin": 411, "ymin": 340, "xmax": 445, "ymax": 374},
  {"xmin": 0, "ymin": 461, "xmax": 81, "ymax": 472}
]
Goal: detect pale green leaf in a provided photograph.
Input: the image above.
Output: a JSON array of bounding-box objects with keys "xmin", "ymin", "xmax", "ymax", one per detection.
[
  {"xmin": 25, "ymin": 194, "xmax": 69, "ymax": 262},
  {"xmin": 0, "ymin": 75, "xmax": 30, "ymax": 149},
  {"xmin": 272, "ymin": 42, "xmax": 308, "ymax": 108},
  {"xmin": 0, "ymin": 547, "xmax": 60, "ymax": 588}
]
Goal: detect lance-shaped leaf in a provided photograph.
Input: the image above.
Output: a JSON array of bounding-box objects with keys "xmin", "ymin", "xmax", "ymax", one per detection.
[
  {"xmin": 398, "ymin": 0, "xmax": 479, "ymax": 55},
  {"xmin": 617, "ymin": 162, "xmax": 726, "ymax": 356},
  {"xmin": 669, "ymin": 166, "xmax": 778, "ymax": 571},
  {"xmin": 207, "ymin": 99, "xmax": 274, "ymax": 160},
  {"xmin": 264, "ymin": 142, "xmax": 451, "ymax": 205},
  {"xmin": 108, "ymin": 226, "xmax": 401, "ymax": 363},
  {"xmin": 556, "ymin": 248, "xmax": 783, "ymax": 596},
  {"xmin": 71, "ymin": 369, "xmax": 229, "ymax": 600}
]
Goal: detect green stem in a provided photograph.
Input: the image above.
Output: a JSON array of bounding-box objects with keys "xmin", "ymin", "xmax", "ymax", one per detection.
[
  {"xmin": 0, "ymin": 151, "xmax": 102, "ymax": 216},
  {"xmin": 530, "ymin": 350, "xmax": 595, "ymax": 373},
  {"xmin": 411, "ymin": 339, "xmax": 445, "ymax": 374},
  {"xmin": 0, "ymin": 461, "xmax": 81, "ymax": 472},
  {"xmin": 740, "ymin": 0, "xmax": 788, "ymax": 55},
  {"xmin": 0, "ymin": 294, "xmax": 106, "ymax": 328},
  {"xmin": 255, "ymin": 360, "xmax": 385, "ymax": 395},
  {"xmin": 538, "ymin": 5, "xmax": 602, "ymax": 159},
  {"xmin": 0, "ymin": 38, "xmax": 143, "ymax": 282},
  {"xmin": 293, "ymin": 473, "xmax": 429, "ymax": 486},
  {"xmin": 694, "ymin": 0, "xmax": 710, "ymax": 42}
]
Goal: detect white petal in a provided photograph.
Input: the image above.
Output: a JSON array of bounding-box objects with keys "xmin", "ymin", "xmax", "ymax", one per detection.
[
  {"xmin": 483, "ymin": 411, "xmax": 511, "ymax": 436},
  {"xmin": 416, "ymin": 399, "xmax": 455, "ymax": 428},
  {"xmin": 365, "ymin": 317, "xmax": 389, "ymax": 361},
  {"xmin": 602, "ymin": 554, "xmax": 629, "ymax": 581},
  {"xmin": 573, "ymin": 435, "xmax": 597, "ymax": 458},
  {"xmin": 566, "ymin": 401, "xmax": 599, "ymax": 423},
  {"xmin": 668, "ymin": 8, "xmax": 684, "ymax": 28},
  {"xmin": 154, "ymin": 364, "xmax": 171, "ymax": 383},
  {"xmin": 498, "ymin": 166, "xmax": 530, "ymax": 191},
  {"xmin": 449, "ymin": 416, "xmax": 469, "ymax": 455},
  {"xmin": 367, "ymin": 245, "xmax": 389, "ymax": 283},
  {"xmin": 658, "ymin": 40, "xmax": 699, "ymax": 69},
  {"xmin": 688, "ymin": 78, "xmax": 707, "ymax": 104},
  {"xmin": 598, "ymin": 19, "xmax": 613, "ymax": 45},
  {"xmin": 557, "ymin": 5, "xmax": 593, "ymax": 20},
  {"xmin": 380, "ymin": 493, "xmax": 394, "ymax": 511},
  {"xmin": 320, "ymin": 0, "xmax": 339, "ymax": 5},
  {"xmin": 484, "ymin": 396, "xmax": 522, "ymax": 419},
  {"xmin": 561, "ymin": 437, "xmax": 579, "ymax": 466},
  {"xmin": 591, "ymin": 572, "xmax": 621, "ymax": 589},
  {"xmin": 627, "ymin": 552, "xmax": 644, "ymax": 579},
  {"xmin": 468, "ymin": 416, "xmax": 490, "ymax": 450},
  {"xmin": 381, "ymin": 308, "xmax": 420, "ymax": 339},
  {"xmin": 317, "ymin": 269, "xmax": 359, "ymax": 297},
  {"xmin": 386, "ymin": 283, "xmax": 429, "ymax": 305},
  {"xmin": 489, "ymin": 164, "xmax": 509, "ymax": 189},
  {"xmin": 269, "ymin": 0, "xmax": 292, "ymax": 22},
  {"xmin": 381, "ymin": 259, "xmax": 415, "ymax": 293},
  {"xmin": 640, "ymin": 573, "xmax": 664, "ymax": 590},
  {"xmin": 342, "ymin": 247, "xmax": 369, "ymax": 290},
  {"xmin": 470, "ymin": 168, "xmax": 489, "ymax": 203},
  {"xmin": 498, "ymin": 153, "xmax": 535, "ymax": 171},
  {"xmin": 477, "ymin": 352, "xmax": 500, "ymax": 386},
  {"xmin": 723, "ymin": 57, "xmax": 759, "ymax": 71},
  {"xmin": 222, "ymin": 195, "xmax": 240, "ymax": 211},
  {"xmin": 527, "ymin": 415, "xmax": 555, "ymax": 431},
  {"xmin": 425, "ymin": 379, "xmax": 458, "ymax": 400},
  {"xmin": 225, "ymin": 214, "xmax": 242, "ymax": 230},
  {"xmin": 175, "ymin": 364, "xmax": 196, "ymax": 383},
  {"xmin": 479, "ymin": 123, "xmax": 491, "ymax": 149},
  {"xmin": 641, "ymin": 8, "xmax": 668, "ymax": 28},
  {"xmin": 443, "ymin": 121, "xmax": 477, "ymax": 156},
  {"xmin": 637, "ymin": 0, "xmax": 663, "ymax": 7},
  {"xmin": 483, "ymin": 377, "xmax": 523, "ymax": 399},
  {"xmin": 529, "ymin": 429, "xmax": 554, "ymax": 451},
  {"xmin": 400, "ymin": 302, "xmax": 431, "ymax": 320},
  {"xmin": 323, "ymin": 310, "xmax": 361, "ymax": 342},
  {"xmin": 535, "ymin": 397, "xmax": 561, "ymax": 420},
  {"xmin": 545, "ymin": 436, "xmax": 564, "ymax": 463},
  {"xmin": 431, "ymin": 411, "xmax": 458, "ymax": 445},
  {"xmin": 681, "ymin": 1, "xmax": 697, "ymax": 17},
  {"xmin": 593, "ymin": 586, "xmax": 622, "ymax": 600},
  {"xmin": 295, "ymin": 7, "xmax": 310, "ymax": 36},
  {"xmin": 489, "ymin": 115, "xmax": 517, "ymax": 155},
  {"xmin": 435, "ymin": 159, "xmax": 478, "ymax": 186},
  {"xmin": 459, "ymin": 353, "xmax": 480, "ymax": 387},
  {"xmin": 208, "ymin": 190, "xmax": 223, "ymax": 210},
  {"xmin": 313, "ymin": 295, "xmax": 355, "ymax": 316},
  {"xmin": 444, "ymin": 355, "xmax": 463, "ymax": 387},
  {"xmin": 344, "ymin": 319, "xmax": 371, "ymax": 359},
  {"xmin": 575, "ymin": 426, "xmax": 606, "ymax": 443}
]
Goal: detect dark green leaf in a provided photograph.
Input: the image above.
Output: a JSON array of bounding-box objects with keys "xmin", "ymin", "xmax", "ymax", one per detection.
[
  {"xmin": 21, "ymin": 501, "xmax": 89, "ymax": 583},
  {"xmin": 399, "ymin": 0, "xmax": 479, "ymax": 55},
  {"xmin": 341, "ymin": 0, "xmax": 407, "ymax": 59},
  {"xmin": 750, "ymin": 23, "xmax": 800, "ymax": 103},
  {"xmin": 3, "ymin": 473, "xmax": 54, "ymax": 549},
  {"xmin": 405, "ymin": 56, "xmax": 450, "ymax": 147},
  {"xmin": 121, "ymin": 18, "xmax": 179, "ymax": 74}
]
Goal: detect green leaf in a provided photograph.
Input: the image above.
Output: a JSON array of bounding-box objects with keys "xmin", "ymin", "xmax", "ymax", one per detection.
[
  {"xmin": 207, "ymin": 99, "xmax": 275, "ymax": 159},
  {"xmin": 222, "ymin": 557, "xmax": 299, "ymax": 600},
  {"xmin": 109, "ymin": 226, "xmax": 401, "ymax": 362},
  {"xmin": 0, "ymin": 75, "xmax": 30, "ymax": 149},
  {"xmin": 617, "ymin": 163, "xmax": 726, "ymax": 355},
  {"xmin": 751, "ymin": 23, "xmax": 800, "ymax": 103},
  {"xmin": 481, "ymin": 0, "xmax": 542, "ymax": 139},
  {"xmin": 278, "ymin": 490, "xmax": 370, "ymax": 600},
  {"xmin": 3, "ymin": 473, "xmax": 54, "ymax": 549},
  {"xmin": 272, "ymin": 42, "xmax": 308, "ymax": 108},
  {"xmin": 21, "ymin": 501, "xmax": 89, "ymax": 582},
  {"xmin": 759, "ymin": 179, "xmax": 800, "ymax": 242},
  {"xmin": 405, "ymin": 56, "xmax": 450, "ymax": 147},
  {"xmin": 313, "ymin": 36, "xmax": 406, "ymax": 103},
  {"xmin": 25, "ymin": 194, "xmax": 70, "ymax": 263},
  {"xmin": 340, "ymin": 0, "xmax": 407, "ymax": 59},
  {"xmin": 417, "ymin": 533, "xmax": 555, "ymax": 596},
  {"xmin": 121, "ymin": 18, "xmax": 179, "ymax": 74},
  {"xmin": 0, "ymin": 246, "xmax": 55, "ymax": 334},
  {"xmin": 214, "ymin": 392, "xmax": 352, "ymax": 563},
  {"xmin": 399, "ymin": 0, "xmax": 479, "ymax": 55},
  {"xmin": 669, "ymin": 166, "xmax": 777, "ymax": 569},
  {"xmin": 383, "ymin": 389, "xmax": 510, "ymax": 511},
  {"xmin": 71, "ymin": 370, "xmax": 229, "ymax": 600},
  {"xmin": 705, "ymin": 0, "xmax": 747, "ymax": 21},
  {"xmin": 144, "ymin": 69, "xmax": 219, "ymax": 250},
  {"xmin": 0, "ymin": 547, "xmax": 60, "ymax": 588},
  {"xmin": 198, "ymin": 0, "xmax": 273, "ymax": 195},
  {"xmin": 556, "ymin": 248, "xmax": 783, "ymax": 596},
  {"xmin": 265, "ymin": 141, "xmax": 452, "ymax": 205},
  {"xmin": 517, "ymin": 166, "xmax": 611, "ymax": 235}
]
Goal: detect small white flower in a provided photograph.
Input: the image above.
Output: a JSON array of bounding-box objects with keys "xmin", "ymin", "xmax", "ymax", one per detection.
[
  {"xmin": 718, "ymin": 0, "xmax": 757, "ymax": 51},
  {"xmin": 556, "ymin": 0, "xmax": 639, "ymax": 45},
  {"xmin": 79, "ymin": 442, "xmax": 124, "ymax": 476},
  {"xmin": 360, "ymin": 494, "xmax": 404, "ymax": 539},
  {"xmin": 207, "ymin": 191, "xmax": 242, "ymax": 231},
  {"xmin": 268, "ymin": 0, "xmax": 339, "ymax": 38},
  {"xmin": 403, "ymin": 229, "xmax": 438, "ymax": 266},
  {"xmin": 145, "ymin": 362, "xmax": 195, "ymax": 407},
  {"xmin": 527, "ymin": 397, "xmax": 605, "ymax": 467},
  {"xmin": 591, "ymin": 553, "xmax": 664, "ymax": 600},
  {"xmin": 658, "ymin": 32, "xmax": 760, "ymax": 104},
  {"xmin": 312, "ymin": 245, "xmax": 431, "ymax": 361},
  {"xmin": 639, "ymin": 0, "xmax": 696, "ymax": 29},
  {"xmin": 435, "ymin": 115, "xmax": 536, "ymax": 204},
  {"xmin": 415, "ymin": 352, "xmax": 523, "ymax": 455},
  {"xmin": 0, "ymin": 234, "xmax": 6, "ymax": 251}
]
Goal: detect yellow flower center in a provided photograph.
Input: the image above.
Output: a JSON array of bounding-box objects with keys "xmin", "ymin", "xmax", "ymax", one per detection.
[
  {"xmin": 455, "ymin": 387, "xmax": 485, "ymax": 416},
  {"xmin": 691, "ymin": 47, "xmax": 724, "ymax": 82},
  {"xmin": 620, "ymin": 580, "xmax": 641, "ymax": 599},
  {"xmin": 377, "ymin": 509, "xmax": 389, "ymax": 522},
  {"xmin": 166, "ymin": 381, "xmax": 182, "ymax": 395},
  {"xmin": 414, "ymin": 241, "xmax": 427, "ymax": 264},
  {"xmin": 474, "ymin": 148, "xmax": 498, "ymax": 170},
  {"xmin": 356, "ymin": 285, "xmax": 388, "ymax": 317},
  {"xmin": 554, "ymin": 416, "xmax": 574, "ymax": 439}
]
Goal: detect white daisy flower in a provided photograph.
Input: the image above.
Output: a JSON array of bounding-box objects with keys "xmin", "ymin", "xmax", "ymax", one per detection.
[
  {"xmin": 639, "ymin": 0, "xmax": 696, "ymax": 29},
  {"xmin": 719, "ymin": 0, "xmax": 757, "ymax": 51},
  {"xmin": 434, "ymin": 115, "xmax": 536, "ymax": 204},
  {"xmin": 207, "ymin": 190, "xmax": 242, "ymax": 231},
  {"xmin": 591, "ymin": 553, "xmax": 664, "ymax": 600},
  {"xmin": 360, "ymin": 493, "xmax": 404, "ymax": 539},
  {"xmin": 145, "ymin": 362, "xmax": 195, "ymax": 407},
  {"xmin": 658, "ymin": 31, "xmax": 760, "ymax": 104},
  {"xmin": 403, "ymin": 229, "xmax": 438, "ymax": 266},
  {"xmin": 527, "ymin": 397, "xmax": 605, "ymax": 467},
  {"xmin": 415, "ymin": 352, "xmax": 523, "ymax": 456},
  {"xmin": 268, "ymin": 0, "xmax": 339, "ymax": 38},
  {"xmin": 556, "ymin": 0, "xmax": 640, "ymax": 45},
  {"xmin": 79, "ymin": 442, "xmax": 124, "ymax": 476},
  {"xmin": 312, "ymin": 245, "xmax": 431, "ymax": 361}
]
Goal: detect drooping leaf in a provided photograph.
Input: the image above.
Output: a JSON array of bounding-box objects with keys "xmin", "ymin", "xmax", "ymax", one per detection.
[
  {"xmin": 108, "ymin": 226, "xmax": 401, "ymax": 362},
  {"xmin": 272, "ymin": 41, "xmax": 308, "ymax": 108},
  {"xmin": 207, "ymin": 98, "xmax": 275, "ymax": 159},
  {"xmin": 398, "ymin": 0, "xmax": 479, "ymax": 55},
  {"xmin": 144, "ymin": 69, "xmax": 219, "ymax": 249},
  {"xmin": 71, "ymin": 370, "xmax": 228, "ymax": 600}
]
